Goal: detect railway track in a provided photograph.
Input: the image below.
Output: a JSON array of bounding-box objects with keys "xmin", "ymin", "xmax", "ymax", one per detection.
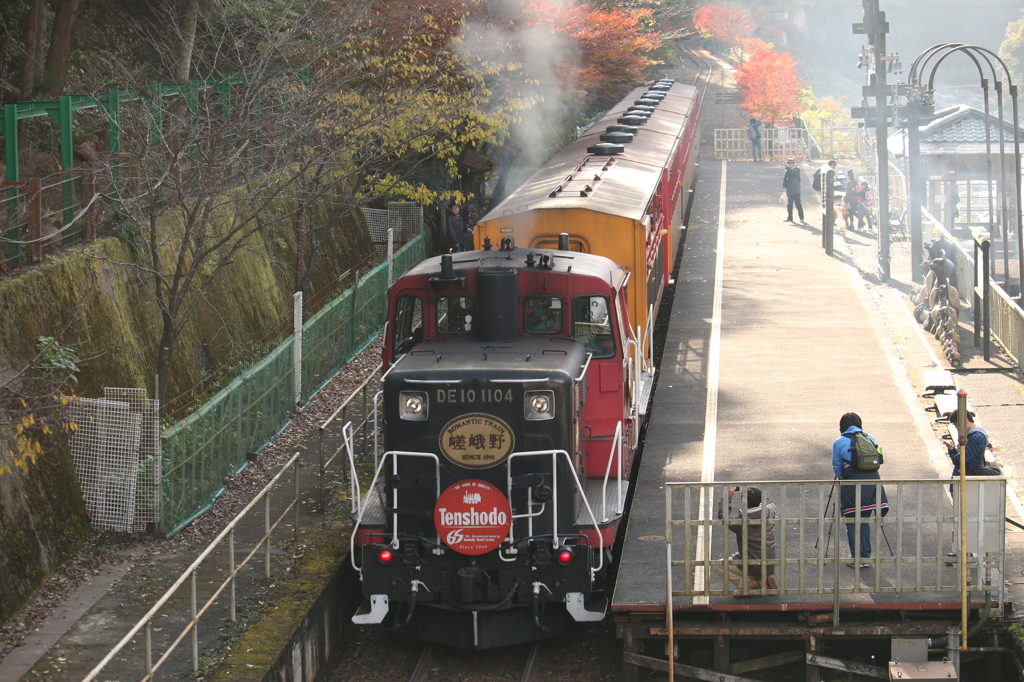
[
  {"xmin": 407, "ymin": 642, "xmax": 540, "ymax": 682},
  {"xmin": 680, "ymin": 42, "xmax": 713, "ymax": 107}
]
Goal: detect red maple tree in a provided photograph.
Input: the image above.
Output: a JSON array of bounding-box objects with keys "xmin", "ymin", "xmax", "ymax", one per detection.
[
  {"xmin": 733, "ymin": 45, "xmax": 802, "ymax": 122},
  {"xmin": 693, "ymin": 5, "xmax": 751, "ymax": 46},
  {"xmin": 526, "ymin": 0, "xmax": 661, "ymax": 105}
]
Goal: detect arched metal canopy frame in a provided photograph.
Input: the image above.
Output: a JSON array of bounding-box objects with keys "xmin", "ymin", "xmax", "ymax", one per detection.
[{"xmin": 906, "ymin": 43, "xmax": 1023, "ymax": 297}]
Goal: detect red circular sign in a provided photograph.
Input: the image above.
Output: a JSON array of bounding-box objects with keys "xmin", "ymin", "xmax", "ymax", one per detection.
[{"xmin": 433, "ymin": 479, "xmax": 512, "ymax": 556}]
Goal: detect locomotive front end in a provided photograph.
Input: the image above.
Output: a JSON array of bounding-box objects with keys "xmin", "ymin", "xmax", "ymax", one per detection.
[{"xmin": 353, "ymin": 263, "xmax": 607, "ymax": 649}]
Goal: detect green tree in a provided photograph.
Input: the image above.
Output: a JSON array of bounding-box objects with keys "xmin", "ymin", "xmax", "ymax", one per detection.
[{"xmin": 999, "ymin": 12, "xmax": 1024, "ymax": 89}]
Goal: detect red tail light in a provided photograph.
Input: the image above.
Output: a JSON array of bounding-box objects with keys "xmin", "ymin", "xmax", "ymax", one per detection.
[
  {"xmin": 557, "ymin": 548, "xmax": 574, "ymax": 565},
  {"xmin": 378, "ymin": 548, "xmax": 395, "ymax": 564}
]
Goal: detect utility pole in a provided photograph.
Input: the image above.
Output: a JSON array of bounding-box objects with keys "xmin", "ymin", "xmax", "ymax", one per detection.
[{"xmin": 852, "ymin": 0, "xmax": 892, "ymax": 281}]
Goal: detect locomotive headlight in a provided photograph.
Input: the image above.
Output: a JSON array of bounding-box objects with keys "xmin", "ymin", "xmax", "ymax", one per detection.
[
  {"xmin": 524, "ymin": 390, "xmax": 555, "ymax": 421},
  {"xmin": 399, "ymin": 391, "xmax": 428, "ymax": 421}
]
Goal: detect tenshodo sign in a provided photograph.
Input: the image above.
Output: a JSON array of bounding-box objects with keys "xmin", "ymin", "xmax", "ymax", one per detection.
[{"xmin": 433, "ymin": 479, "xmax": 512, "ymax": 555}]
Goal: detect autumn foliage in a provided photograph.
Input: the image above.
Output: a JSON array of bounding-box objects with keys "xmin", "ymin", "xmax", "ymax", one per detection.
[
  {"xmin": 525, "ymin": 0, "xmax": 661, "ymax": 105},
  {"xmin": 693, "ymin": 4, "xmax": 751, "ymax": 46},
  {"xmin": 733, "ymin": 44, "xmax": 802, "ymax": 122}
]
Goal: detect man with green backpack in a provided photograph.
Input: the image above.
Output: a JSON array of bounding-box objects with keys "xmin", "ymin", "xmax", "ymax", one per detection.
[{"xmin": 831, "ymin": 412, "xmax": 889, "ymax": 567}]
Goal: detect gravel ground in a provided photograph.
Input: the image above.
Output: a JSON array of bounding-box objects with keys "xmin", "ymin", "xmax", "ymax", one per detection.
[{"xmin": 0, "ymin": 336, "xmax": 383, "ymax": 664}]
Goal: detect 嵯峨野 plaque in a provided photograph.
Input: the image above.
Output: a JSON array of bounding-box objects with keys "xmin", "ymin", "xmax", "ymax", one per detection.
[{"xmin": 438, "ymin": 413, "xmax": 515, "ymax": 469}]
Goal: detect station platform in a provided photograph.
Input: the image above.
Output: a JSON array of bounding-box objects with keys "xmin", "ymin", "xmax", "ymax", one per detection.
[{"xmin": 611, "ymin": 158, "xmax": 1024, "ymax": 620}]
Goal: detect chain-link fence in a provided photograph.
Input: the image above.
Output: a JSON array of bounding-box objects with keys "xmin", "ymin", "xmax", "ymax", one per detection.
[
  {"xmin": 162, "ymin": 338, "xmax": 295, "ymax": 533},
  {"xmin": 161, "ymin": 234, "xmax": 426, "ymax": 533},
  {"xmin": 361, "ymin": 201, "xmax": 423, "ymax": 258}
]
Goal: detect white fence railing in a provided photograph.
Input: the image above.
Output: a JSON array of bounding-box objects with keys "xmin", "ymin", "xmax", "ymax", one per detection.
[
  {"xmin": 713, "ymin": 128, "xmax": 810, "ymax": 161},
  {"xmin": 665, "ymin": 480, "xmax": 1005, "ymax": 605},
  {"xmin": 921, "ymin": 208, "xmax": 1024, "ymax": 367},
  {"xmin": 83, "ymin": 452, "xmax": 302, "ymax": 681}
]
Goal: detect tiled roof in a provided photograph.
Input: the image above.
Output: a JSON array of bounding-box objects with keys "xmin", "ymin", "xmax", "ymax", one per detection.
[{"xmin": 921, "ymin": 105, "xmax": 1021, "ymax": 144}]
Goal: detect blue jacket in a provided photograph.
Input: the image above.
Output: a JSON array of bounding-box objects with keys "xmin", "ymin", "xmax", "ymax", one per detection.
[
  {"xmin": 832, "ymin": 426, "xmax": 879, "ymax": 478},
  {"xmin": 833, "ymin": 426, "xmax": 888, "ymax": 517}
]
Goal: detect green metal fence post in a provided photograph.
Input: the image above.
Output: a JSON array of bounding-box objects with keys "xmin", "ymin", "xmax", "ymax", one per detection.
[
  {"xmin": 150, "ymin": 84, "xmax": 165, "ymax": 148},
  {"xmin": 105, "ymin": 89, "xmax": 122, "ymax": 199},
  {"xmin": 3, "ymin": 103, "xmax": 19, "ymax": 183},
  {"xmin": 59, "ymin": 96, "xmax": 78, "ymax": 243}
]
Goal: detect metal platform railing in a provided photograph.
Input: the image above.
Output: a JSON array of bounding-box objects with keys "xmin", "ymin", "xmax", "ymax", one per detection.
[{"xmin": 665, "ymin": 479, "xmax": 1005, "ymax": 608}]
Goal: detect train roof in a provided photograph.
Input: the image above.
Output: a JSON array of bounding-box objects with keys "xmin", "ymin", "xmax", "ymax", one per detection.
[
  {"xmin": 480, "ymin": 82, "xmax": 698, "ymax": 224},
  {"xmin": 397, "ymin": 247, "xmax": 628, "ymax": 288}
]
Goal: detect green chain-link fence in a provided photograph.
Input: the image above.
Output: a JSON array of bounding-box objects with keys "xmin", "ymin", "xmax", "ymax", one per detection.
[{"xmin": 160, "ymin": 234, "xmax": 426, "ymax": 533}]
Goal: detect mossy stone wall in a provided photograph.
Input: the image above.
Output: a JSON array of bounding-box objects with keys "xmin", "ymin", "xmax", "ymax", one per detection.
[{"xmin": 0, "ymin": 206, "xmax": 373, "ymax": 625}]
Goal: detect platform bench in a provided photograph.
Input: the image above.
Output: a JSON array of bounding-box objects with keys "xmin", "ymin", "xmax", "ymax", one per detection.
[{"xmin": 923, "ymin": 369, "xmax": 957, "ymax": 395}]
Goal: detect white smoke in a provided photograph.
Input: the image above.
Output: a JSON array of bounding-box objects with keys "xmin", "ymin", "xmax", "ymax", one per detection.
[{"xmin": 457, "ymin": 3, "xmax": 580, "ymax": 172}]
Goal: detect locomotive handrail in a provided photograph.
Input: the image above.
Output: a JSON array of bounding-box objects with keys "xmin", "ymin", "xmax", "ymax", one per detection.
[
  {"xmin": 506, "ymin": 449, "xmax": 605, "ymax": 579},
  {"xmin": 373, "ymin": 390, "xmax": 383, "ymax": 470},
  {"xmin": 600, "ymin": 421, "xmax": 625, "ymax": 523},
  {"xmin": 344, "ymin": 422, "xmax": 360, "ymax": 514},
  {"xmin": 573, "ymin": 353, "xmax": 593, "ymax": 382},
  {"xmin": 380, "ymin": 353, "xmax": 406, "ymax": 378},
  {"xmin": 349, "ymin": 449, "xmax": 441, "ymax": 572},
  {"xmin": 626, "ymin": 338, "xmax": 638, "ymax": 410}
]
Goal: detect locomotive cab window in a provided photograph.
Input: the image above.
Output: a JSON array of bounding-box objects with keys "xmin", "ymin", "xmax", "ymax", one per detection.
[
  {"xmin": 393, "ymin": 295, "xmax": 423, "ymax": 354},
  {"xmin": 524, "ymin": 296, "xmax": 562, "ymax": 334},
  {"xmin": 437, "ymin": 296, "xmax": 474, "ymax": 333},
  {"xmin": 573, "ymin": 295, "xmax": 615, "ymax": 358}
]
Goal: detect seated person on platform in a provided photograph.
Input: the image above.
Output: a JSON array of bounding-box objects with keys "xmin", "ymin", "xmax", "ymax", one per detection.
[{"xmin": 715, "ymin": 486, "xmax": 779, "ymax": 593}]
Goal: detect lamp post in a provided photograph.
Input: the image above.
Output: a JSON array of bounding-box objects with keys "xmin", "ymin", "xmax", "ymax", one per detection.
[{"xmin": 852, "ymin": 0, "xmax": 900, "ymax": 281}]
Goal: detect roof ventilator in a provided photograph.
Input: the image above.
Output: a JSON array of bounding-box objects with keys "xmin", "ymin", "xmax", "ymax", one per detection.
[
  {"xmin": 607, "ymin": 124, "xmax": 639, "ymax": 134},
  {"xmin": 600, "ymin": 130, "xmax": 634, "ymax": 144},
  {"xmin": 587, "ymin": 141, "xmax": 624, "ymax": 155},
  {"xmin": 617, "ymin": 115, "xmax": 645, "ymax": 127}
]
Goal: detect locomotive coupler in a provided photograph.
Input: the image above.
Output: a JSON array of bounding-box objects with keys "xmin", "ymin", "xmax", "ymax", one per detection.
[{"xmin": 531, "ymin": 581, "xmax": 553, "ymax": 632}]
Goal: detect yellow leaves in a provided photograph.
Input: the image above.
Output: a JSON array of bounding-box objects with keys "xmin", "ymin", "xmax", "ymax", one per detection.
[{"xmin": 68, "ymin": 422, "xmax": 79, "ymax": 432}]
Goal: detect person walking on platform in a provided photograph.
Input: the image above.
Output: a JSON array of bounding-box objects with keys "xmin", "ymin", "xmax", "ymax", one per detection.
[
  {"xmin": 832, "ymin": 412, "xmax": 888, "ymax": 567},
  {"xmin": 716, "ymin": 486, "xmax": 779, "ymax": 592},
  {"xmin": 946, "ymin": 408, "xmax": 1000, "ymax": 477},
  {"xmin": 747, "ymin": 118, "xmax": 763, "ymax": 161},
  {"xmin": 782, "ymin": 158, "xmax": 804, "ymax": 223}
]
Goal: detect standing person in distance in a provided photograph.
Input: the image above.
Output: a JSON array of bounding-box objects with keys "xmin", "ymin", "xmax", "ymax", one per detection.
[
  {"xmin": 844, "ymin": 170, "xmax": 858, "ymax": 230},
  {"xmin": 946, "ymin": 408, "xmax": 1000, "ymax": 477},
  {"xmin": 446, "ymin": 204, "xmax": 470, "ymax": 253},
  {"xmin": 832, "ymin": 412, "xmax": 888, "ymax": 567},
  {"xmin": 782, "ymin": 158, "xmax": 804, "ymax": 223},
  {"xmin": 747, "ymin": 118, "xmax": 763, "ymax": 161}
]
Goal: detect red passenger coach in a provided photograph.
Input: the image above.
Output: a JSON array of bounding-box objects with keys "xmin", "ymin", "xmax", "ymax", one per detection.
[{"xmin": 348, "ymin": 78, "xmax": 700, "ymax": 650}]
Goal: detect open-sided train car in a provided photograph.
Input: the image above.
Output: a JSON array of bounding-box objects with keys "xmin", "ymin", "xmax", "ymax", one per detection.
[
  {"xmin": 475, "ymin": 78, "xmax": 699, "ymax": 413},
  {"xmin": 348, "ymin": 78, "xmax": 700, "ymax": 650}
]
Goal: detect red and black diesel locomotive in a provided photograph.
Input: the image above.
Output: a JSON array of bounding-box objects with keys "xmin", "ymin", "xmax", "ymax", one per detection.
[{"xmin": 349, "ymin": 79, "xmax": 699, "ymax": 649}]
